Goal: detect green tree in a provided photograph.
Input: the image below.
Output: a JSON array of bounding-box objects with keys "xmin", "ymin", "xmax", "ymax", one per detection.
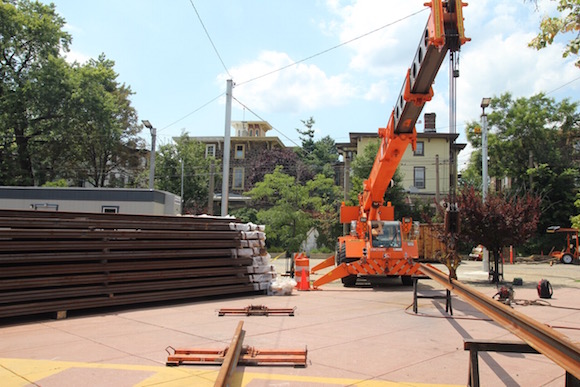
[
  {"xmin": 1, "ymin": 1, "xmax": 144, "ymax": 187},
  {"xmin": 295, "ymin": 117, "xmax": 339, "ymax": 178},
  {"xmin": 64, "ymin": 55, "xmax": 143, "ymax": 187},
  {"xmin": 296, "ymin": 117, "xmax": 316, "ymax": 154},
  {"xmin": 155, "ymin": 134, "xmax": 217, "ymax": 214},
  {"xmin": 0, "ymin": 0, "xmax": 71, "ymax": 185},
  {"xmin": 245, "ymin": 166, "xmax": 312, "ymax": 253},
  {"xmin": 571, "ymin": 193, "xmax": 580, "ymax": 229},
  {"xmin": 304, "ymin": 174, "xmax": 343, "ymax": 249},
  {"xmin": 462, "ymin": 93, "xmax": 579, "ymax": 242},
  {"xmin": 528, "ymin": 0, "xmax": 580, "ymax": 67}
]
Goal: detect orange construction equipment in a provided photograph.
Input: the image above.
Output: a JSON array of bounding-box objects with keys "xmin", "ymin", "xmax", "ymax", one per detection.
[
  {"xmin": 546, "ymin": 226, "xmax": 579, "ymax": 264},
  {"xmin": 312, "ymin": 0, "xmax": 469, "ymax": 288}
]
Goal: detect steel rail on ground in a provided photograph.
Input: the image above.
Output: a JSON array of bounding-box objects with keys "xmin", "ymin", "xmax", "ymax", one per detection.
[{"xmin": 419, "ymin": 263, "xmax": 580, "ymax": 380}]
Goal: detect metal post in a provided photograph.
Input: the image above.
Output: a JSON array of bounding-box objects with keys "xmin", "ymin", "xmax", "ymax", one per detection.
[
  {"xmin": 481, "ymin": 112, "xmax": 488, "ymax": 202},
  {"xmin": 150, "ymin": 128, "xmax": 157, "ymax": 190},
  {"xmin": 142, "ymin": 120, "xmax": 157, "ymax": 190},
  {"xmin": 180, "ymin": 159, "xmax": 184, "ymax": 214},
  {"xmin": 221, "ymin": 79, "xmax": 233, "ymax": 217},
  {"xmin": 208, "ymin": 161, "xmax": 215, "ymax": 215},
  {"xmin": 480, "ymin": 98, "xmax": 490, "ymax": 202},
  {"xmin": 343, "ymin": 151, "xmax": 350, "ymax": 235}
]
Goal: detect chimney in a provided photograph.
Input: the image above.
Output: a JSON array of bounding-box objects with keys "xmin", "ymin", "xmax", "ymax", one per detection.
[{"xmin": 424, "ymin": 113, "xmax": 436, "ymax": 133}]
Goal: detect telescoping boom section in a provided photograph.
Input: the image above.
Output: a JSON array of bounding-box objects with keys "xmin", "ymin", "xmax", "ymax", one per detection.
[{"xmin": 313, "ymin": 0, "xmax": 469, "ymax": 288}]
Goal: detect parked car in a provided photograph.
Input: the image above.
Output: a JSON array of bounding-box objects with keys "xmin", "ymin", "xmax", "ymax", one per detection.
[{"xmin": 469, "ymin": 245, "xmax": 484, "ymax": 261}]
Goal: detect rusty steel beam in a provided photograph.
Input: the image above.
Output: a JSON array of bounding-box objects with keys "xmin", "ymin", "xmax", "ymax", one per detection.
[
  {"xmin": 0, "ymin": 210, "xmax": 261, "ymax": 319},
  {"xmin": 0, "ymin": 239, "xmax": 239, "ymax": 252},
  {"xmin": 0, "ymin": 210, "xmax": 235, "ymax": 230},
  {"xmin": 419, "ymin": 264, "xmax": 580, "ymax": 380},
  {"xmin": 215, "ymin": 321, "xmax": 246, "ymax": 387},
  {"xmin": 0, "ymin": 229, "xmax": 240, "ymax": 240},
  {"xmin": 0, "ymin": 276, "xmax": 252, "ymax": 304},
  {"xmin": 0, "ymin": 284, "xmax": 258, "ymax": 319},
  {"xmin": 0, "ymin": 259, "xmax": 249, "ymax": 278},
  {"xmin": 0, "ymin": 249, "xmax": 236, "ymax": 263},
  {"xmin": 0, "ymin": 265, "xmax": 253, "ymax": 291}
]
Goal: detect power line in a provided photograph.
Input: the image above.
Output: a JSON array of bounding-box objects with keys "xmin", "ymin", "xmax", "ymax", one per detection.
[
  {"xmin": 160, "ymin": 7, "xmax": 428, "ymax": 135},
  {"xmin": 545, "ymin": 75, "xmax": 580, "ymax": 95},
  {"xmin": 187, "ymin": 0, "xmax": 232, "ymax": 79},
  {"xmin": 159, "ymin": 92, "xmax": 225, "ymax": 132},
  {"xmin": 236, "ymin": 8, "xmax": 428, "ymax": 87}
]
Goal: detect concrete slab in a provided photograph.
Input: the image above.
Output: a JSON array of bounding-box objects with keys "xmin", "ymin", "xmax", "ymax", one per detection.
[{"xmin": 0, "ymin": 260, "xmax": 578, "ymax": 386}]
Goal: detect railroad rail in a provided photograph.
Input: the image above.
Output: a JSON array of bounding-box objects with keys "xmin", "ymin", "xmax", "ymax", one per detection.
[
  {"xmin": 419, "ymin": 263, "xmax": 580, "ymax": 381},
  {"xmin": 0, "ymin": 209, "xmax": 262, "ymax": 319}
]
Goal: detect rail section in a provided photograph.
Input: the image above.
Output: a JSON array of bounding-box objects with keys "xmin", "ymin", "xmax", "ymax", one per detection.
[
  {"xmin": 419, "ymin": 263, "xmax": 580, "ymax": 381},
  {"xmin": 0, "ymin": 209, "xmax": 260, "ymax": 319}
]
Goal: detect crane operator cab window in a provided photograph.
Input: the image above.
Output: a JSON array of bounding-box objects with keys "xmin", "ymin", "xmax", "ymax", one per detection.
[{"xmin": 371, "ymin": 221, "xmax": 402, "ymax": 248}]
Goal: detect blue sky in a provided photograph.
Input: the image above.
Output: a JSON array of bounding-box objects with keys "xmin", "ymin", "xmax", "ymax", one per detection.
[{"xmin": 42, "ymin": 0, "xmax": 579, "ymax": 170}]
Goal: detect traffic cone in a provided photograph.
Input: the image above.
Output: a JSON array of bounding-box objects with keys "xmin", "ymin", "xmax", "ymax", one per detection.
[{"xmin": 298, "ymin": 268, "xmax": 310, "ymax": 291}]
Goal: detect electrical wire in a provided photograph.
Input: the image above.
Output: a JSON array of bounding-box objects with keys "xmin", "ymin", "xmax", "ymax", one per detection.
[
  {"xmin": 545, "ymin": 75, "xmax": 580, "ymax": 95},
  {"xmin": 187, "ymin": 0, "xmax": 232, "ymax": 79},
  {"xmin": 159, "ymin": 92, "xmax": 225, "ymax": 132},
  {"xmin": 236, "ymin": 7, "xmax": 428, "ymax": 87}
]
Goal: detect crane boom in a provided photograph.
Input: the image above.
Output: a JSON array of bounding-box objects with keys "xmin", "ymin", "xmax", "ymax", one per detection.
[{"xmin": 346, "ymin": 0, "xmax": 469, "ymax": 224}]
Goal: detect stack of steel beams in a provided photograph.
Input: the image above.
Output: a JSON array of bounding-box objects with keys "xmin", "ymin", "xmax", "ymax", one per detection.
[{"xmin": 0, "ymin": 209, "xmax": 260, "ymax": 319}]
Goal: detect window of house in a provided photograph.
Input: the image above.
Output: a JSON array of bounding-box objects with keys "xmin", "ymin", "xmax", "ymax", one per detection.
[
  {"xmin": 255, "ymin": 128, "xmax": 260, "ymax": 136},
  {"xmin": 205, "ymin": 144, "xmax": 216, "ymax": 158},
  {"xmin": 414, "ymin": 141, "xmax": 424, "ymax": 156},
  {"xmin": 32, "ymin": 203, "xmax": 58, "ymax": 211},
  {"xmin": 249, "ymin": 129, "xmax": 253, "ymax": 136},
  {"xmin": 414, "ymin": 167, "xmax": 426, "ymax": 189},
  {"xmin": 235, "ymin": 144, "xmax": 245, "ymax": 159},
  {"xmin": 102, "ymin": 206, "xmax": 119, "ymax": 213},
  {"xmin": 233, "ymin": 167, "xmax": 244, "ymax": 190}
]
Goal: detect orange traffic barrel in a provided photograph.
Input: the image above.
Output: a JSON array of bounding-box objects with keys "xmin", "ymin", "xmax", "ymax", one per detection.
[{"xmin": 295, "ymin": 253, "xmax": 310, "ymax": 290}]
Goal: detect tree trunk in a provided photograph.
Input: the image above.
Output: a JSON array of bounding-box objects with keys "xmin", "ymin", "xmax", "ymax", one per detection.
[
  {"xmin": 491, "ymin": 249, "xmax": 502, "ymax": 284},
  {"xmin": 14, "ymin": 120, "xmax": 34, "ymax": 185}
]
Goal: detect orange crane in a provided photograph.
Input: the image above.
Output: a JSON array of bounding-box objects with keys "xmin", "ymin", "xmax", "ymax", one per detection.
[{"xmin": 312, "ymin": 0, "xmax": 469, "ymax": 288}]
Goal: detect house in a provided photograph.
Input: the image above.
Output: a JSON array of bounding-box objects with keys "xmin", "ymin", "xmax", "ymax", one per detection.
[
  {"xmin": 188, "ymin": 121, "xmax": 286, "ymax": 214},
  {"xmin": 336, "ymin": 113, "xmax": 466, "ymax": 206}
]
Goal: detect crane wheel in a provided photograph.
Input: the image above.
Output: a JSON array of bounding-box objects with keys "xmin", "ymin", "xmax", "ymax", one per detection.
[{"xmin": 562, "ymin": 254, "xmax": 574, "ymax": 264}]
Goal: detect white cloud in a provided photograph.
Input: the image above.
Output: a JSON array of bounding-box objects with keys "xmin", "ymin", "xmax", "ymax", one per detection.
[
  {"xmin": 220, "ymin": 50, "xmax": 359, "ymax": 114},
  {"xmin": 63, "ymin": 49, "xmax": 91, "ymax": 65},
  {"xmin": 325, "ymin": 1, "xmax": 424, "ymax": 76}
]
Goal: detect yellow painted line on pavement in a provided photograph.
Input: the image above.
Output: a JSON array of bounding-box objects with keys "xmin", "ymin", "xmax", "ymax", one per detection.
[{"xmin": 0, "ymin": 358, "xmax": 461, "ymax": 387}]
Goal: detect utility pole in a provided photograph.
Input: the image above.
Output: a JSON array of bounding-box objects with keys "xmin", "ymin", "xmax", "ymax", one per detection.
[
  {"xmin": 481, "ymin": 98, "xmax": 491, "ymax": 201},
  {"xmin": 180, "ymin": 159, "xmax": 184, "ymax": 214},
  {"xmin": 208, "ymin": 161, "xmax": 215, "ymax": 215},
  {"xmin": 221, "ymin": 79, "xmax": 233, "ymax": 217},
  {"xmin": 435, "ymin": 154, "xmax": 440, "ymax": 204}
]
